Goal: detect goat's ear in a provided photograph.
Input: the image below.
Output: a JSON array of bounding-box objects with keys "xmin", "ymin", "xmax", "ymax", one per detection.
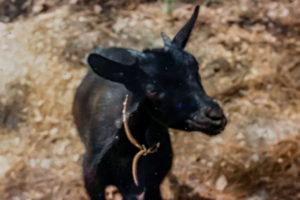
[
  {"xmin": 172, "ymin": 5, "xmax": 199, "ymax": 49},
  {"xmin": 88, "ymin": 53, "xmax": 137, "ymax": 84}
]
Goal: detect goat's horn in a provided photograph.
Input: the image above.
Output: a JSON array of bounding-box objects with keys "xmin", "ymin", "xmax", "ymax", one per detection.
[
  {"xmin": 172, "ymin": 5, "xmax": 200, "ymax": 49},
  {"xmin": 161, "ymin": 32, "xmax": 172, "ymax": 48}
]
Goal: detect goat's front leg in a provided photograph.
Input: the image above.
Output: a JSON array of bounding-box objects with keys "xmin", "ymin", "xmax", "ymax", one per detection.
[
  {"xmin": 122, "ymin": 196, "xmax": 138, "ymax": 200},
  {"xmin": 83, "ymin": 154, "xmax": 108, "ymax": 200},
  {"xmin": 83, "ymin": 169, "xmax": 106, "ymax": 200},
  {"xmin": 144, "ymin": 186, "xmax": 162, "ymax": 200}
]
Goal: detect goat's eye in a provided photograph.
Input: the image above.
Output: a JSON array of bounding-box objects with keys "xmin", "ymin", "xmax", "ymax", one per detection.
[
  {"xmin": 147, "ymin": 90, "xmax": 157, "ymax": 97},
  {"xmin": 146, "ymin": 84, "xmax": 158, "ymax": 98}
]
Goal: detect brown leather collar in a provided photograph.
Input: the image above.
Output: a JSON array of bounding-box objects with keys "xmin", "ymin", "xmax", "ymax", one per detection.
[{"xmin": 122, "ymin": 95, "xmax": 160, "ymax": 186}]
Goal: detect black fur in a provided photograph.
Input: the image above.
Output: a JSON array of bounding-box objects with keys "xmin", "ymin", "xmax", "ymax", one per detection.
[{"xmin": 73, "ymin": 6, "xmax": 227, "ymax": 200}]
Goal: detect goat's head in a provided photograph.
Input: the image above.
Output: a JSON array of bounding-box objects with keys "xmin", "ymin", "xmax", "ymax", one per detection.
[{"xmin": 88, "ymin": 6, "xmax": 227, "ymax": 135}]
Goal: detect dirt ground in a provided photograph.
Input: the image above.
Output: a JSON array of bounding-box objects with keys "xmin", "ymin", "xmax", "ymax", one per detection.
[{"xmin": 0, "ymin": 0, "xmax": 300, "ymax": 199}]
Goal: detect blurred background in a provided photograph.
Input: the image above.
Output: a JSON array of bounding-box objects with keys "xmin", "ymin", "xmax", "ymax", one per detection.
[{"xmin": 0, "ymin": 0, "xmax": 299, "ymax": 199}]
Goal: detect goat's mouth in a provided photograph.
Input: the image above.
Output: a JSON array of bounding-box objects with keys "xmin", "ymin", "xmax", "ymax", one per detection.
[{"xmin": 185, "ymin": 119, "xmax": 226, "ymax": 135}]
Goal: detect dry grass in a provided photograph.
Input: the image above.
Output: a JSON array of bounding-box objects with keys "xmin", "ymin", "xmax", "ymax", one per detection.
[{"xmin": 0, "ymin": 1, "xmax": 300, "ymax": 199}]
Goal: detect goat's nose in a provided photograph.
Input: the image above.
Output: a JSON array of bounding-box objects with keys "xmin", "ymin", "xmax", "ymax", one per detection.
[
  {"xmin": 203, "ymin": 106, "xmax": 227, "ymax": 128},
  {"xmin": 205, "ymin": 107, "xmax": 224, "ymax": 121}
]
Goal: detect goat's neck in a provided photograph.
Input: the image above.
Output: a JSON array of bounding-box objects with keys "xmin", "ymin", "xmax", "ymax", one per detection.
[{"xmin": 126, "ymin": 99, "xmax": 163, "ymax": 148}]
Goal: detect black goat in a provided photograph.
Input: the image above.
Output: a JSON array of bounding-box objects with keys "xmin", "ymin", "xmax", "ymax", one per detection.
[{"xmin": 73, "ymin": 6, "xmax": 227, "ymax": 200}]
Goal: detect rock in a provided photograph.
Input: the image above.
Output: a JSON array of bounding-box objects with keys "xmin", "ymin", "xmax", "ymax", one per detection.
[
  {"xmin": 246, "ymin": 190, "xmax": 268, "ymax": 200},
  {"xmin": 203, "ymin": 58, "xmax": 231, "ymax": 79},
  {"xmin": 93, "ymin": 5, "xmax": 103, "ymax": 14},
  {"xmin": 40, "ymin": 158, "xmax": 52, "ymax": 169},
  {"xmin": 215, "ymin": 175, "xmax": 228, "ymax": 191},
  {"xmin": 0, "ymin": 156, "xmax": 10, "ymax": 177}
]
